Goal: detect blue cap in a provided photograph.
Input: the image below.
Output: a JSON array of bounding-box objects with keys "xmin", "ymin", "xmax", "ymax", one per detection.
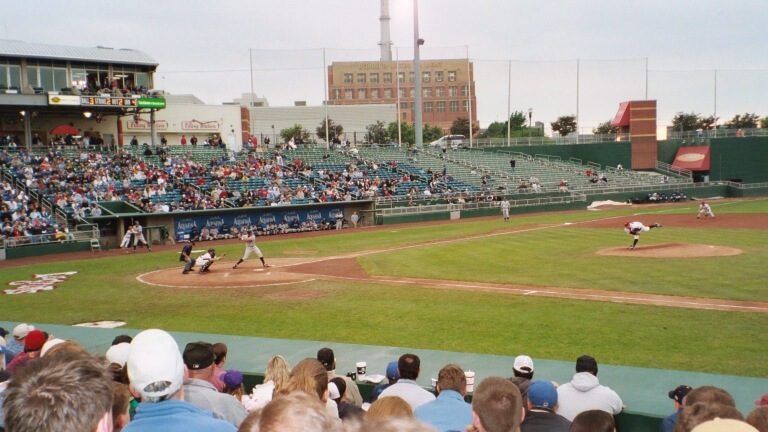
[
  {"xmin": 528, "ymin": 380, "xmax": 558, "ymax": 408},
  {"xmin": 386, "ymin": 361, "xmax": 400, "ymax": 380}
]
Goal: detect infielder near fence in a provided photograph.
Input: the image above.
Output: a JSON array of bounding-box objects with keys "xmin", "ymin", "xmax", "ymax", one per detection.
[
  {"xmin": 624, "ymin": 221, "xmax": 661, "ymax": 249},
  {"xmin": 232, "ymin": 231, "xmax": 269, "ymax": 269}
]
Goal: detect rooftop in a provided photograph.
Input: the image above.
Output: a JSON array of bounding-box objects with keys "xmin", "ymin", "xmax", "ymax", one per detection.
[{"xmin": 0, "ymin": 39, "xmax": 158, "ymax": 66}]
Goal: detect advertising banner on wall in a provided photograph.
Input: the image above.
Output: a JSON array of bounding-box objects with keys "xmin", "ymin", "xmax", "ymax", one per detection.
[{"xmin": 173, "ymin": 207, "xmax": 345, "ymax": 240}]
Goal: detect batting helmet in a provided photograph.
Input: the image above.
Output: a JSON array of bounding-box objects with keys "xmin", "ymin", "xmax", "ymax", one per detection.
[{"xmin": 208, "ymin": 248, "xmax": 215, "ymax": 253}]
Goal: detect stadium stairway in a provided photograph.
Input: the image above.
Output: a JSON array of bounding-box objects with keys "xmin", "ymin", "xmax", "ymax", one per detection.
[{"xmin": 3, "ymin": 320, "xmax": 763, "ymax": 431}]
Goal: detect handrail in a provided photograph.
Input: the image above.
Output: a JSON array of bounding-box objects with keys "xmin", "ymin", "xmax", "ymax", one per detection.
[{"xmin": 656, "ymin": 161, "xmax": 692, "ymax": 179}]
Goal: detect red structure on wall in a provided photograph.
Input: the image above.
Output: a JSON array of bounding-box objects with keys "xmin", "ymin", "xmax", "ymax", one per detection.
[{"xmin": 612, "ymin": 100, "xmax": 657, "ymax": 169}]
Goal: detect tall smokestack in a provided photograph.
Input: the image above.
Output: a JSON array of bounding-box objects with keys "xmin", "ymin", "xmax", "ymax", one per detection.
[{"xmin": 379, "ymin": 0, "xmax": 393, "ymax": 61}]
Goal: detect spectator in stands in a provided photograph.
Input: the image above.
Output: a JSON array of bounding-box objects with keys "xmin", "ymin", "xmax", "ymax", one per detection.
[
  {"xmin": 661, "ymin": 385, "xmax": 693, "ymax": 432},
  {"xmin": 414, "ymin": 364, "xmax": 472, "ymax": 432},
  {"xmin": 329, "ymin": 376, "xmax": 365, "ymax": 421},
  {"xmin": 469, "ymin": 376, "xmax": 524, "ymax": 432},
  {"xmin": 379, "ymin": 353, "xmax": 436, "ymax": 410},
  {"xmin": 569, "ymin": 410, "xmax": 615, "ymax": 432},
  {"xmin": 3, "ymin": 351, "xmax": 114, "ymax": 432},
  {"xmin": 520, "ymin": 380, "xmax": 570, "ymax": 432},
  {"xmin": 747, "ymin": 406, "xmax": 768, "ymax": 432},
  {"xmin": 757, "ymin": 394, "xmax": 768, "ymax": 407},
  {"xmin": 317, "ymin": 347, "xmax": 363, "ymax": 406},
  {"xmin": 675, "ymin": 402, "xmax": 744, "ymax": 432},
  {"xmin": 210, "ymin": 342, "xmax": 228, "ymax": 391},
  {"xmin": 182, "ymin": 341, "xmax": 247, "ymax": 427},
  {"xmin": 123, "ymin": 329, "xmax": 236, "ymax": 432},
  {"xmin": 556, "ymin": 355, "xmax": 623, "ymax": 421},
  {"xmin": 684, "ymin": 386, "xmax": 736, "ymax": 409},
  {"xmin": 366, "ymin": 395, "xmax": 415, "ymax": 421},
  {"xmin": 6, "ymin": 329, "xmax": 46, "ymax": 373},
  {"xmin": 221, "ymin": 370, "xmax": 245, "ymax": 402},
  {"xmin": 113, "ymin": 382, "xmax": 133, "ymax": 432},
  {"xmin": 371, "ymin": 360, "xmax": 401, "ymax": 403},
  {"xmin": 280, "ymin": 358, "xmax": 337, "ymax": 419},
  {"xmin": 5, "ymin": 323, "xmax": 33, "ymax": 363},
  {"xmin": 242, "ymin": 355, "xmax": 291, "ymax": 412},
  {"xmin": 238, "ymin": 391, "xmax": 337, "ymax": 432},
  {"xmin": 509, "ymin": 355, "xmax": 534, "ymax": 408}
]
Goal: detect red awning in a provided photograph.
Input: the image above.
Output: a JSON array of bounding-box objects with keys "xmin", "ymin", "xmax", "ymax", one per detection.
[
  {"xmin": 611, "ymin": 102, "xmax": 630, "ymax": 127},
  {"xmin": 672, "ymin": 146, "xmax": 710, "ymax": 171}
]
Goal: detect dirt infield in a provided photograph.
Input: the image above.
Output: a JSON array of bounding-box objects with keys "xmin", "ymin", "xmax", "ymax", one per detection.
[{"xmin": 577, "ymin": 213, "xmax": 768, "ymax": 229}]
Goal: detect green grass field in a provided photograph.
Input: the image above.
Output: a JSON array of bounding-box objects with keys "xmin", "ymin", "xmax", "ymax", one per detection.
[{"xmin": 3, "ymin": 199, "xmax": 767, "ymax": 377}]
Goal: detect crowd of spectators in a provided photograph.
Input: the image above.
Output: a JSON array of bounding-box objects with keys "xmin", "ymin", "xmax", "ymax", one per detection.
[
  {"xmin": 1, "ymin": 324, "xmax": 765, "ymax": 432},
  {"xmin": 0, "ymin": 175, "xmax": 75, "ymax": 244}
]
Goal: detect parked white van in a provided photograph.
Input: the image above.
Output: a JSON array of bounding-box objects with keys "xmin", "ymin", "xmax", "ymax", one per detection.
[{"xmin": 429, "ymin": 134, "xmax": 466, "ymax": 149}]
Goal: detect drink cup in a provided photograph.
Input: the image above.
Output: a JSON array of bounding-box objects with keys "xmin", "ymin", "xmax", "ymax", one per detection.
[
  {"xmin": 431, "ymin": 377, "xmax": 437, "ymax": 388},
  {"xmin": 356, "ymin": 362, "xmax": 367, "ymax": 380},
  {"xmin": 465, "ymin": 370, "xmax": 475, "ymax": 393}
]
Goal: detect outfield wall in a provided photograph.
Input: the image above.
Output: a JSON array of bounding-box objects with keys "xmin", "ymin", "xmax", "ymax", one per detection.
[{"xmin": 659, "ymin": 136, "xmax": 768, "ymax": 183}]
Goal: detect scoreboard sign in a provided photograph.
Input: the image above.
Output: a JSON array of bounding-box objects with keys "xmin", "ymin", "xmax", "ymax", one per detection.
[{"xmin": 80, "ymin": 96, "xmax": 138, "ymax": 107}]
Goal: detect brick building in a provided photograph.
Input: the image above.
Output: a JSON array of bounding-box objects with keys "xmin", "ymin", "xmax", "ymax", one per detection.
[{"xmin": 328, "ymin": 59, "xmax": 477, "ymax": 134}]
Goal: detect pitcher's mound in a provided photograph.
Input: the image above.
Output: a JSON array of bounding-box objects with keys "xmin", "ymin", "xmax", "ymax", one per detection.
[{"xmin": 597, "ymin": 243, "xmax": 742, "ymax": 258}]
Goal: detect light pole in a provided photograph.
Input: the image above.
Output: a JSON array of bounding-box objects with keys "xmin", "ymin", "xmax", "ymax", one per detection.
[{"xmin": 413, "ymin": 0, "xmax": 424, "ymax": 148}]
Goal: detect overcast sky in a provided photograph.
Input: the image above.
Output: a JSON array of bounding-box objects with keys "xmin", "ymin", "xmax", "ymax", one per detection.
[{"xmin": 3, "ymin": 0, "xmax": 768, "ymax": 133}]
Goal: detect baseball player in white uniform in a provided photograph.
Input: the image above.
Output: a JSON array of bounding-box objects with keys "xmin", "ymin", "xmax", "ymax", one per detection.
[
  {"xmin": 697, "ymin": 202, "xmax": 716, "ymax": 219},
  {"xmin": 500, "ymin": 198, "xmax": 511, "ymax": 221},
  {"xmin": 624, "ymin": 221, "xmax": 661, "ymax": 249},
  {"xmin": 232, "ymin": 231, "xmax": 269, "ymax": 269},
  {"xmin": 131, "ymin": 221, "xmax": 152, "ymax": 252}
]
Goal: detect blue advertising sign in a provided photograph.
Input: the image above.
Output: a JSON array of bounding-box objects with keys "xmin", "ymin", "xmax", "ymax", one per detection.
[{"xmin": 174, "ymin": 207, "xmax": 345, "ymax": 240}]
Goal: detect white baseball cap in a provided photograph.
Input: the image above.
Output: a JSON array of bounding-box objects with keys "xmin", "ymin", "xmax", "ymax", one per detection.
[
  {"xmin": 106, "ymin": 342, "xmax": 131, "ymax": 367},
  {"xmin": 127, "ymin": 329, "xmax": 184, "ymax": 400},
  {"xmin": 41, "ymin": 338, "xmax": 66, "ymax": 357},
  {"xmin": 692, "ymin": 419, "xmax": 758, "ymax": 432},
  {"xmin": 12, "ymin": 323, "xmax": 34, "ymax": 339},
  {"xmin": 513, "ymin": 355, "xmax": 534, "ymax": 373}
]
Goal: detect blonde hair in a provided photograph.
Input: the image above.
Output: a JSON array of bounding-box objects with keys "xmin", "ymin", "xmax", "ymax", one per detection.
[
  {"xmin": 282, "ymin": 358, "xmax": 328, "ymax": 401},
  {"xmin": 265, "ymin": 355, "xmax": 292, "ymax": 397},
  {"xmin": 365, "ymin": 396, "xmax": 414, "ymax": 421},
  {"xmin": 239, "ymin": 392, "xmax": 337, "ymax": 432}
]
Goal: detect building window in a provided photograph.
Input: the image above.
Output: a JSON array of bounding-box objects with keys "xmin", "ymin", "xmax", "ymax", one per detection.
[
  {"xmin": 398, "ymin": 88, "xmax": 406, "ymax": 98},
  {"xmin": 462, "ymin": 100, "xmax": 469, "ymax": 112},
  {"xmin": 345, "ymin": 89, "xmax": 353, "ymax": 99},
  {"xmin": 333, "ymin": 89, "xmax": 341, "ymax": 99},
  {"xmin": 422, "ymin": 71, "xmax": 430, "ymax": 82},
  {"xmin": 423, "ymin": 87, "xmax": 432, "ymax": 97},
  {"xmin": 400, "ymin": 101, "xmax": 408, "ymax": 109},
  {"xmin": 437, "ymin": 101, "xmax": 446, "ymax": 112},
  {"xmin": 410, "ymin": 102, "xmax": 415, "ymax": 110},
  {"xmin": 410, "ymin": 87, "xmax": 415, "ymax": 97},
  {"xmin": 436, "ymin": 86, "xmax": 445, "ymax": 97},
  {"xmin": 357, "ymin": 73, "xmax": 366, "ymax": 84},
  {"xmin": 450, "ymin": 101, "xmax": 459, "ymax": 112},
  {"xmin": 383, "ymin": 88, "xmax": 393, "ymax": 98},
  {"xmin": 462, "ymin": 85, "xmax": 469, "ymax": 97},
  {"xmin": 383, "ymin": 72, "xmax": 392, "ymax": 83},
  {"xmin": 371, "ymin": 88, "xmax": 380, "ymax": 99},
  {"xmin": 402, "ymin": 111, "xmax": 408, "ymax": 119},
  {"xmin": 398, "ymin": 72, "xmax": 405, "ymax": 83},
  {"xmin": 435, "ymin": 71, "xmax": 444, "ymax": 82},
  {"xmin": 408, "ymin": 71, "xmax": 415, "ymax": 83},
  {"xmin": 424, "ymin": 102, "xmax": 433, "ymax": 113},
  {"xmin": 370, "ymin": 73, "xmax": 379, "ymax": 84},
  {"xmin": 448, "ymin": 70, "xmax": 456, "ymax": 82},
  {"xmin": 448, "ymin": 86, "xmax": 458, "ymax": 97},
  {"xmin": 344, "ymin": 73, "xmax": 353, "ymax": 84},
  {"xmin": 358, "ymin": 88, "xmax": 367, "ymax": 99}
]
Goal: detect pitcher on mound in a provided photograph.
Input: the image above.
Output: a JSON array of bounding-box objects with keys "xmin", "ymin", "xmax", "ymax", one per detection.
[
  {"xmin": 232, "ymin": 230, "xmax": 269, "ymax": 269},
  {"xmin": 624, "ymin": 221, "xmax": 661, "ymax": 249}
]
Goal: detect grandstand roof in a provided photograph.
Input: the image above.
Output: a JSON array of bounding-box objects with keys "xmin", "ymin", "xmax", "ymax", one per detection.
[{"xmin": 0, "ymin": 39, "xmax": 158, "ymax": 66}]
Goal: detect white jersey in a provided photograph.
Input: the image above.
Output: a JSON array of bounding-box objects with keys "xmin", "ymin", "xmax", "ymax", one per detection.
[
  {"xmin": 243, "ymin": 234, "xmax": 256, "ymax": 248},
  {"xmin": 241, "ymin": 234, "xmax": 263, "ymax": 259},
  {"xmin": 196, "ymin": 252, "xmax": 213, "ymax": 266},
  {"xmin": 501, "ymin": 200, "xmax": 510, "ymax": 211},
  {"xmin": 699, "ymin": 203, "xmax": 711, "ymax": 212},
  {"xmin": 625, "ymin": 222, "xmax": 649, "ymax": 234}
]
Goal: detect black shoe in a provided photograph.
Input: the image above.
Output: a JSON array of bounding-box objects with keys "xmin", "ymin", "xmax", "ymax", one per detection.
[
  {"xmin": 182, "ymin": 271, "xmax": 189, "ymax": 274},
  {"xmin": 232, "ymin": 265, "xmax": 238, "ymax": 269}
]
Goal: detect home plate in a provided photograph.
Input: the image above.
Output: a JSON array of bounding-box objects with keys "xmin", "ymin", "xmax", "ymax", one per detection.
[{"xmin": 563, "ymin": 222, "xmax": 573, "ymax": 225}]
